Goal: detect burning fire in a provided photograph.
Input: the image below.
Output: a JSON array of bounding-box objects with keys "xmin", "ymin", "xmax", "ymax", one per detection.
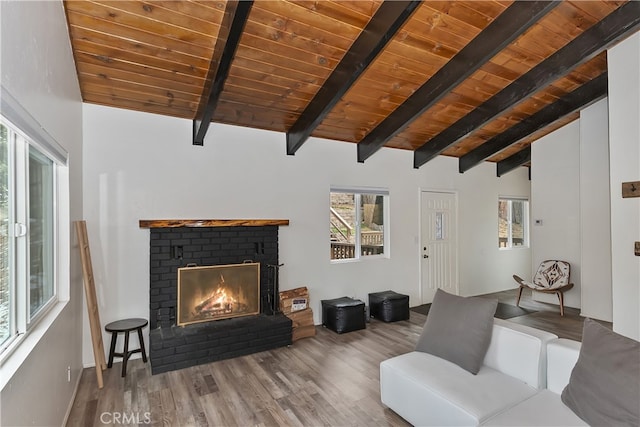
[
  {"xmin": 178, "ymin": 263, "xmax": 260, "ymax": 326},
  {"xmin": 194, "ymin": 275, "xmax": 238, "ymax": 317}
]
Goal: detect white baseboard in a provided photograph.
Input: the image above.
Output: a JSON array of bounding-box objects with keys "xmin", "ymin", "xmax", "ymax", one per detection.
[{"xmin": 61, "ymin": 368, "xmax": 83, "ymax": 427}]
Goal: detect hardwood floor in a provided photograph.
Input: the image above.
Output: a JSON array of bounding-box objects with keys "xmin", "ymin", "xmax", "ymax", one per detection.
[
  {"xmin": 68, "ymin": 315, "xmax": 422, "ymax": 426},
  {"xmin": 67, "ymin": 288, "xmax": 602, "ymax": 427},
  {"xmin": 480, "ymin": 287, "xmax": 611, "ymax": 342}
]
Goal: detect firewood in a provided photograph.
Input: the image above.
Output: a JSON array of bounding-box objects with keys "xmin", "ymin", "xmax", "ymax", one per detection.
[
  {"xmin": 279, "ymin": 286, "xmax": 309, "ymax": 314},
  {"xmin": 279, "ymin": 288, "xmax": 315, "ymax": 342}
]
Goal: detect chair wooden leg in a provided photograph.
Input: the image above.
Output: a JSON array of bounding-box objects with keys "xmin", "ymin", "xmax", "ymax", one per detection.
[
  {"xmin": 122, "ymin": 331, "xmax": 130, "ymax": 377},
  {"xmin": 516, "ymin": 286, "xmax": 524, "ymax": 307},
  {"xmin": 107, "ymin": 332, "xmax": 117, "ymax": 368},
  {"xmin": 137, "ymin": 326, "xmax": 148, "ymax": 363},
  {"xmin": 557, "ymin": 292, "xmax": 565, "ymax": 317}
]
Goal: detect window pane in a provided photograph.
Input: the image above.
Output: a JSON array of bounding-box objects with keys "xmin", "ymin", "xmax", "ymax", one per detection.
[
  {"xmin": 435, "ymin": 212, "xmax": 444, "ymax": 240},
  {"xmin": 498, "ymin": 198, "xmax": 528, "ymax": 249},
  {"xmin": 330, "ymin": 192, "xmax": 356, "ymax": 259},
  {"xmin": 29, "ymin": 147, "xmax": 54, "ymax": 318},
  {"xmin": 511, "ymin": 200, "xmax": 525, "ymax": 246},
  {"xmin": 498, "ymin": 200, "xmax": 508, "ymax": 248},
  {"xmin": 0, "ymin": 124, "xmax": 10, "ymax": 345},
  {"xmin": 360, "ymin": 194, "xmax": 384, "ymax": 256}
]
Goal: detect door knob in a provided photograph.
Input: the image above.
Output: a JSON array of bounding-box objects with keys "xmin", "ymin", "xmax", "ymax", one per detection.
[{"xmin": 423, "ymin": 255, "xmax": 428, "ymax": 259}]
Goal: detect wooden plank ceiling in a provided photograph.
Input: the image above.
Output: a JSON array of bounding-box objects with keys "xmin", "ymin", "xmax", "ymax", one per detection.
[{"xmin": 64, "ymin": 0, "xmax": 640, "ymax": 175}]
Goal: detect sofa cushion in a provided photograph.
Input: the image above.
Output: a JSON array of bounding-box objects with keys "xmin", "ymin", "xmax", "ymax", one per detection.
[
  {"xmin": 545, "ymin": 338, "xmax": 581, "ymax": 394},
  {"xmin": 482, "ymin": 390, "xmax": 587, "ymax": 426},
  {"xmin": 380, "ymin": 351, "xmax": 538, "ymax": 426},
  {"xmin": 483, "ymin": 319, "xmax": 558, "ymax": 389},
  {"xmin": 415, "ymin": 289, "xmax": 497, "ymax": 374},
  {"xmin": 561, "ymin": 318, "xmax": 640, "ymax": 427}
]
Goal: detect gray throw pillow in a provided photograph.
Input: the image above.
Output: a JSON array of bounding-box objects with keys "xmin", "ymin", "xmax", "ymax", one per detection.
[
  {"xmin": 415, "ymin": 289, "xmax": 497, "ymax": 374},
  {"xmin": 561, "ymin": 318, "xmax": 640, "ymax": 427}
]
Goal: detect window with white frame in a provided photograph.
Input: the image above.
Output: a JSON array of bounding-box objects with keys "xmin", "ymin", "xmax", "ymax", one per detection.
[
  {"xmin": 1, "ymin": 115, "xmax": 60, "ymax": 353},
  {"xmin": 330, "ymin": 187, "xmax": 388, "ymax": 261},
  {"xmin": 498, "ymin": 197, "xmax": 529, "ymax": 249}
]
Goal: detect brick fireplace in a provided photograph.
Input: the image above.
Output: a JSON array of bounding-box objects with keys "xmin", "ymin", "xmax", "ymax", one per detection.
[{"xmin": 139, "ymin": 219, "xmax": 292, "ymax": 374}]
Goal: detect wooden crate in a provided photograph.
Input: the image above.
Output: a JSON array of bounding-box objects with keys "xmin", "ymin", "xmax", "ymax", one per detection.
[{"xmin": 279, "ymin": 287, "xmax": 316, "ymax": 341}]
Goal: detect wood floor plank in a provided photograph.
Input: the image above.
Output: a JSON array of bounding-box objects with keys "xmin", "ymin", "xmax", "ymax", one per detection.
[
  {"xmin": 67, "ymin": 288, "xmax": 600, "ymax": 427},
  {"xmin": 159, "ymin": 388, "xmax": 177, "ymax": 426},
  {"xmin": 145, "ymin": 390, "xmax": 162, "ymax": 427},
  {"xmin": 198, "ymin": 393, "xmax": 228, "ymax": 427},
  {"xmin": 201, "ymin": 372, "xmax": 218, "ymax": 395}
]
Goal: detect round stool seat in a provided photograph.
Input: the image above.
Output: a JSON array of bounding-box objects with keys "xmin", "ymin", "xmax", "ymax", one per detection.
[
  {"xmin": 105, "ymin": 318, "xmax": 148, "ymax": 377},
  {"xmin": 106, "ymin": 318, "xmax": 148, "ymax": 332}
]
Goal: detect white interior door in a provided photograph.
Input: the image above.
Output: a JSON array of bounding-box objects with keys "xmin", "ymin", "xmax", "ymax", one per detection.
[{"xmin": 421, "ymin": 191, "xmax": 458, "ymax": 304}]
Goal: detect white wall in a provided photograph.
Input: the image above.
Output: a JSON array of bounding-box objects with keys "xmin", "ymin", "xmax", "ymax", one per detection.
[
  {"xmin": 457, "ymin": 163, "xmax": 532, "ymax": 296},
  {"xmin": 579, "ymin": 98, "xmax": 612, "ymax": 321},
  {"xmin": 82, "ymin": 103, "xmax": 531, "ymax": 365},
  {"xmin": 531, "ymin": 121, "xmax": 582, "ymax": 309},
  {"xmin": 529, "ymin": 32, "xmax": 640, "ymax": 332},
  {"xmin": 0, "ymin": 1, "xmax": 84, "ymax": 426},
  {"xmin": 608, "ymin": 32, "xmax": 640, "ymax": 340}
]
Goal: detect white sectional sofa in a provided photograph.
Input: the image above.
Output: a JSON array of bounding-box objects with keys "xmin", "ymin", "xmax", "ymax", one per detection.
[
  {"xmin": 380, "ymin": 319, "xmax": 586, "ymax": 426},
  {"xmin": 483, "ymin": 338, "xmax": 586, "ymax": 426}
]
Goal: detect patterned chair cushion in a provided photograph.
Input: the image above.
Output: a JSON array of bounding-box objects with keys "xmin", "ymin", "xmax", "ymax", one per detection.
[{"xmin": 530, "ymin": 260, "xmax": 571, "ymax": 290}]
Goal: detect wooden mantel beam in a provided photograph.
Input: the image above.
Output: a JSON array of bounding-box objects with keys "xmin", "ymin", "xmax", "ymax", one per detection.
[{"xmin": 139, "ymin": 219, "xmax": 289, "ymax": 229}]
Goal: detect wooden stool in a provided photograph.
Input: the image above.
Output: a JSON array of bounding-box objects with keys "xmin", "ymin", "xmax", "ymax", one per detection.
[{"xmin": 105, "ymin": 318, "xmax": 148, "ymax": 377}]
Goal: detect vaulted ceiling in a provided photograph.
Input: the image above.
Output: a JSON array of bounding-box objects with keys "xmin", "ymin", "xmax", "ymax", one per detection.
[{"xmin": 63, "ymin": 1, "xmax": 639, "ymax": 175}]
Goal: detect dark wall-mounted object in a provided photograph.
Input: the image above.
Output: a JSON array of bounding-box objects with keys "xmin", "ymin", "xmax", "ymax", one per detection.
[{"xmin": 622, "ymin": 181, "xmax": 640, "ymax": 198}]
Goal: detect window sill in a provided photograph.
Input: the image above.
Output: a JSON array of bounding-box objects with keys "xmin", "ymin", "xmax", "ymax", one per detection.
[
  {"xmin": 330, "ymin": 254, "xmax": 389, "ymax": 264},
  {"xmin": 0, "ymin": 299, "xmax": 68, "ymax": 390}
]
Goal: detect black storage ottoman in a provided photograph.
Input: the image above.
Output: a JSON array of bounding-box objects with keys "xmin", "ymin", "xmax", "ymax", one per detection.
[
  {"xmin": 321, "ymin": 297, "xmax": 366, "ymax": 334},
  {"xmin": 368, "ymin": 290, "xmax": 410, "ymax": 322}
]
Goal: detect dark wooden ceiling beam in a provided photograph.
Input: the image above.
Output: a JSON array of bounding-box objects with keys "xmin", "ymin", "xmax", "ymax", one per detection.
[
  {"xmin": 193, "ymin": 1, "xmax": 253, "ymax": 146},
  {"xmin": 414, "ymin": 1, "xmax": 640, "ymax": 168},
  {"xmin": 356, "ymin": 1, "xmax": 559, "ymax": 163},
  {"xmin": 497, "ymin": 147, "xmax": 531, "ymax": 177},
  {"xmin": 286, "ymin": 0, "xmax": 421, "ymax": 156},
  {"xmin": 459, "ymin": 72, "xmax": 608, "ymax": 173}
]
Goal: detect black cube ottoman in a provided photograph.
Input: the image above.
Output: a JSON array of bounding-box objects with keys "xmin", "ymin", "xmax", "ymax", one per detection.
[
  {"xmin": 321, "ymin": 297, "xmax": 366, "ymax": 334},
  {"xmin": 368, "ymin": 290, "xmax": 409, "ymax": 322}
]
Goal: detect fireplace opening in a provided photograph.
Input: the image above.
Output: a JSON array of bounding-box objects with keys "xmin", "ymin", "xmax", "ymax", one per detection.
[{"xmin": 177, "ymin": 262, "xmax": 260, "ymax": 326}]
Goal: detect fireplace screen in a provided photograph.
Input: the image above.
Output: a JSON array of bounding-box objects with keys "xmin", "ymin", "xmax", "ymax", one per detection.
[{"xmin": 177, "ymin": 263, "xmax": 260, "ymax": 326}]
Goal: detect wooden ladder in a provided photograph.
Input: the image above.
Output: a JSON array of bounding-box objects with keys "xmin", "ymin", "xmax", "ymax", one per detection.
[{"xmin": 75, "ymin": 220, "xmax": 106, "ymax": 388}]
